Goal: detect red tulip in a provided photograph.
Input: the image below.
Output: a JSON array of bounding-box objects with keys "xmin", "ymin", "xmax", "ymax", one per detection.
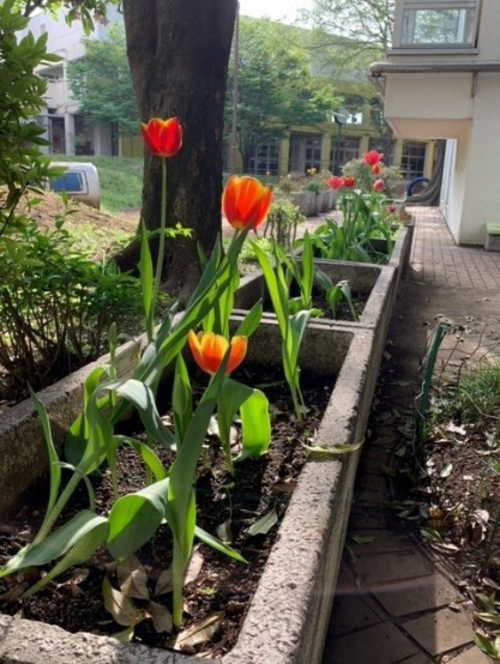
[
  {"xmin": 222, "ymin": 176, "xmax": 272, "ymax": 231},
  {"xmin": 386, "ymin": 204, "xmax": 397, "ymax": 214},
  {"xmin": 363, "ymin": 150, "xmax": 383, "ymax": 167},
  {"xmin": 327, "ymin": 176, "xmax": 344, "ymax": 190},
  {"xmin": 372, "ymin": 163, "xmax": 381, "ymax": 175},
  {"xmin": 373, "ymin": 179, "xmax": 385, "ymax": 192},
  {"xmin": 188, "ymin": 330, "xmax": 247, "ymax": 376},
  {"xmin": 343, "ymin": 176, "xmax": 356, "ymax": 189},
  {"xmin": 141, "ymin": 117, "xmax": 183, "ymax": 158}
]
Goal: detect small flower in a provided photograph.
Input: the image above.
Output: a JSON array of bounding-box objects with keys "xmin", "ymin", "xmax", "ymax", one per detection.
[
  {"xmin": 373, "ymin": 179, "xmax": 385, "ymax": 192},
  {"xmin": 343, "ymin": 176, "xmax": 356, "ymax": 189},
  {"xmin": 188, "ymin": 330, "xmax": 247, "ymax": 376},
  {"xmin": 386, "ymin": 204, "xmax": 397, "ymax": 214},
  {"xmin": 222, "ymin": 175, "xmax": 273, "ymax": 231},
  {"xmin": 327, "ymin": 176, "xmax": 344, "ymax": 190},
  {"xmin": 363, "ymin": 150, "xmax": 383, "ymax": 167},
  {"xmin": 372, "ymin": 163, "xmax": 381, "ymax": 175},
  {"xmin": 141, "ymin": 117, "xmax": 183, "ymax": 158}
]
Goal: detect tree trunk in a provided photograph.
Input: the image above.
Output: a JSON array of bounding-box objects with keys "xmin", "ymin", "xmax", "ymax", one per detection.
[{"xmin": 118, "ymin": 0, "xmax": 237, "ymax": 296}]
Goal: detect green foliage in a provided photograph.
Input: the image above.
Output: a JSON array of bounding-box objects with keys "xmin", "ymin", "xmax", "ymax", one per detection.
[
  {"xmin": 226, "ymin": 17, "xmax": 337, "ymax": 169},
  {"xmin": 263, "ymin": 198, "xmax": 305, "ymax": 248},
  {"xmin": 67, "ymin": 23, "xmax": 140, "ymax": 136},
  {"xmin": 16, "ymin": 0, "xmax": 121, "ymax": 33},
  {"xmin": 439, "ymin": 361, "xmax": 500, "ymax": 426},
  {"xmin": 0, "ymin": 217, "xmax": 143, "ymax": 399},
  {"xmin": 0, "ymin": 0, "xmax": 60, "ymax": 238}
]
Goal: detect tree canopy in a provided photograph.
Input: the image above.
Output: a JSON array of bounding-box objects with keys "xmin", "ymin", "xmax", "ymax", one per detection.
[
  {"xmin": 226, "ymin": 17, "xmax": 337, "ymax": 171},
  {"xmin": 67, "ymin": 23, "xmax": 139, "ymax": 136}
]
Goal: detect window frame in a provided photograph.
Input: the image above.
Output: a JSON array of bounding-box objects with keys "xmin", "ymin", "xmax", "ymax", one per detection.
[{"xmin": 392, "ymin": 0, "xmax": 481, "ymax": 50}]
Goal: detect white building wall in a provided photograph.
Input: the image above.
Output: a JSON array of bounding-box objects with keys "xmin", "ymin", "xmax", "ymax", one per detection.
[
  {"xmin": 22, "ymin": 6, "xmax": 122, "ymax": 157},
  {"xmin": 379, "ymin": 0, "xmax": 500, "ymax": 245}
]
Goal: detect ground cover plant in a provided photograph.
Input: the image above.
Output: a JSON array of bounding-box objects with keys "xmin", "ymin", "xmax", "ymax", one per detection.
[
  {"xmin": 0, "ymin": 118, "xmax": 344, "ymax": 656},
  {"xmin": 391, "ymin": 323, "xmax": 500, "ymax": 660}
]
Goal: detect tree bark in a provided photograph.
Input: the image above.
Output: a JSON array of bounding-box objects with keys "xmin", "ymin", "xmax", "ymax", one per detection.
[{"xmin": 118, "ymin": 0, "xmax": 237, "ymax": 296}]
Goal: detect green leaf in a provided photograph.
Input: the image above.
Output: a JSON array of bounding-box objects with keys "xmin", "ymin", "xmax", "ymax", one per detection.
[
  {"xmin": 22, "ymin": 515, "xmax": 108, "ymax": 598},
  {"xmin": 194, "ymin": 526, "xmax": 247, "ymax": 563},
  {"xmin": 247, "ymin": 508, "xmax": 278, "ymax": 536},
  {"xmin": 238, "ymin": 387, "xmax": 271, "ymax": 460},
  {"xmin": 28, "ymin": 388, "xmax": 61, "ymax": 528},
  {"xmin": 107, "ymin": 478, "xmax": 169, "ymax": 560},
  {"xmin": 0, "ymin": 510, "xmax": 107, "ymax": 579}
]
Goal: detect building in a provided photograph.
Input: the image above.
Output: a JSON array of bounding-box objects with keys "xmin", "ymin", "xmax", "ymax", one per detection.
[
  {"xmin": 23, "ymin": 6, "xmax": 122, "ymax": 156},
  {"xmin": 370, "ymin": 0, "xmax": 500, "ymax": 245}
]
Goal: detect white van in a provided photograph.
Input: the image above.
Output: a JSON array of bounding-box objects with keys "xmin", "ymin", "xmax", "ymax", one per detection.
[{"xmin": 47, "ymin": 162, "xmax": 100, "ymax": 210}]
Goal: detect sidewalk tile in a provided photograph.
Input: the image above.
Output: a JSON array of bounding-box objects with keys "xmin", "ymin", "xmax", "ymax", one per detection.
[
  {"xmin": 373, "ymin": 574, "xmax": 460, "ymax": 616},
  {"xmin": 323, "ymin": 622, "xmax": 419, "ymax": 664},
  {"xmin": 403, "ymin": 607, "xmax": 474, "ymax": 656}
]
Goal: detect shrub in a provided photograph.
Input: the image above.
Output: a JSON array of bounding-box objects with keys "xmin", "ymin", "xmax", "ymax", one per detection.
[
  {"xmin": 0, "ymin": 217, "xmax": 143, "ymax": 401},
  {"xmin": 263, "ymin": 199, "xmax": 305, "ymax": 248}
]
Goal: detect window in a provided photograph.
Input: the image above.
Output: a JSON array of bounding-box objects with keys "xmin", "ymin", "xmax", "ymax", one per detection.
[
  {"xmin": 50, "ymin": 172, "xmax": 85, "ymax": 193},
  {"xmin": 395, "ymin": 1, "xmax": 479, "ymax": 48},
  {"xmin": 288, "ymin": 133, "xmax": 322, "ymax": 173},
  {"xmin": 400, "ymin": 141, "xmax": 427, "ymax": 179},
  {"xmin": 330, "ymin": 138, "xmax": 360, "ymax": 173},
  {"xmin": 248, "ymin": 140, "xmax": 279, "ymax": 176}
]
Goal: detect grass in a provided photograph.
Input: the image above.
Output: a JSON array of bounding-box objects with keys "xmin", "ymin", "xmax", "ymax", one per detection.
[{"xmin": 53, "ymin": 155, "xmax": 143, "ymax": 215}]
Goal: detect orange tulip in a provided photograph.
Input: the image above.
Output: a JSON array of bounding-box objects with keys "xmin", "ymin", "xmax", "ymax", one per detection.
[
  {"xmin": 222, "ymin": 175, "xmax": 272, "ymax": 231},
  {"xmin": 371, "ymin": 163, "xmax": 381, "ymax": 175},
  {"xmin": 141, "ymin": 117, "xmax": 183, "ymax": 158},
  {"xmin": 188, "ymin": 330, "xmax": 247, "ymax": 376}
]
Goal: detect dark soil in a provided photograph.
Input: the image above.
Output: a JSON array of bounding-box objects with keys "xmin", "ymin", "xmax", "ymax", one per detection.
[{"xmin": 0, "ymin": 368, "xmax": 333, "ymax": 657}]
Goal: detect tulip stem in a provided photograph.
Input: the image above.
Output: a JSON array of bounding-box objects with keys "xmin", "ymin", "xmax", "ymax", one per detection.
[{"xmin": 152, "ymin": 157, "xmax": 168, "ymax": 326}]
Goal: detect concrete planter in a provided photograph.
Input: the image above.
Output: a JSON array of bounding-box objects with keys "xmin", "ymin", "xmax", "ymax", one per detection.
[
  {"xmin": 0, "ymin": 317, "xmax": 380, "ymax": 664},
  {"xmin": 290, "ymin": 191, "xmax": 316, "ymax": 217}
]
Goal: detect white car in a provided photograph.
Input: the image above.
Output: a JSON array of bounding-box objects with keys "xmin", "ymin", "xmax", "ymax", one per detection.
[{"xmin": 47, "ymin": 162, "xmax": 100, "ymax": 209}]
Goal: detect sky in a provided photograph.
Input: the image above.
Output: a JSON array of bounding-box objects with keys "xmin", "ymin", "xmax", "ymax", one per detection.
[{"xmin": 238, "ymin": 0, "xmax": 313, "ymax": 25}]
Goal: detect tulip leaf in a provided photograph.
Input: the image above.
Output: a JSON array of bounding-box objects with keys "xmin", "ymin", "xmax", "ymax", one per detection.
[
  {"xmin": 172, "ymin": 354, "xmax": 192, "ymax": 445},
  {"xmin": 238, "ymin": 387, "xmax": 271, "ymax": 460},
  {"xmin": 195, "ymin": 526, "xmax": 247, "ymax": 564},
  {"xmin": 0, "ymin": 510, "xmax": 107, "ymax": 580},
  {"xmin": 22, "ymin": 514, "xmax": 109, "ymax": 598},
  {"xmin": 107, "ymin": 478, "xmax": 169, "ymax": 560},
  {"xmin": 139, "ymin": 222, "xmax": 155, "ymax": 342},
  {"xmin": 233, "ymin": 300, "xmax": 263, "ymax": 338},
  {"xmin": 117, "ymin": 436, "xmax": 167, "ymax": 482},
  {"xmin": 29, "ymin": 387, "xmax": 61, "ymax": 525}
]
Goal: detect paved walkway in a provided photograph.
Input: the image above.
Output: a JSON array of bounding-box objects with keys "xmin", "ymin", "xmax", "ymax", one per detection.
[{"xmin": 321, "ymin": 207, "xmax": 500, "ymax": 664}]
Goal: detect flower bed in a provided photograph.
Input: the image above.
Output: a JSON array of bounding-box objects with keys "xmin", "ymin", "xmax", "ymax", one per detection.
[{"xmin": 0, "ymin": 319, "xmax": 379, "ymax": 664}]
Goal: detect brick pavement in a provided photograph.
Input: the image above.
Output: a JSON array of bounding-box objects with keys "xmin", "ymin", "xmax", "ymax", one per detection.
[{"xmin": 321, "ymin": 207, "xmax": 499, "ymax": 664}]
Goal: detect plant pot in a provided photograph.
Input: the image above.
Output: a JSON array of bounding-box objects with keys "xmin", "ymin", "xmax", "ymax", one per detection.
[
  {"xmin": 234, "ymin": 259, "xmax": 398, "ymax": 371},
  {"xmin": 290, "ymin": 191, "xmax": 317, "ymax": 217},
  {"xmin": 0, "ymin": 318, "xmax": 379, "ymax": 664}
]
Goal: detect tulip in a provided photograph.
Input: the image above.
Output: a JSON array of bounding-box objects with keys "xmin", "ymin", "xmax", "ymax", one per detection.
[
  {"xmin": 141, "ymin": 117, "xmax": 183, "ymax": 158},
  {"xmin": 327, "ymin": 176, "xmax": 344, "ymax": 190},
  {"xmin": 188, "ymin": 330, "xmax": 247, "ymax": 376},
  {"xmin": 386, "ymin": 204, "xmax": 397, "ymax": 214},
  {"xmin": 363, "ymin": 150, "xmax": 383, "ymax": 167},
  {"xmin": 372, "ymin": 163, "xmax": 381, "ymax": 175},
  {"xmin": 222, "ymin": 175, "xmax": 273, "ymax": 231},
  {"xmin": 343, "ymin": 176, "xmax": 356, "ymax": 189},
  {"xmin": 373, "ymin": 179, "xmax": 385, "ymax": 192}
]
